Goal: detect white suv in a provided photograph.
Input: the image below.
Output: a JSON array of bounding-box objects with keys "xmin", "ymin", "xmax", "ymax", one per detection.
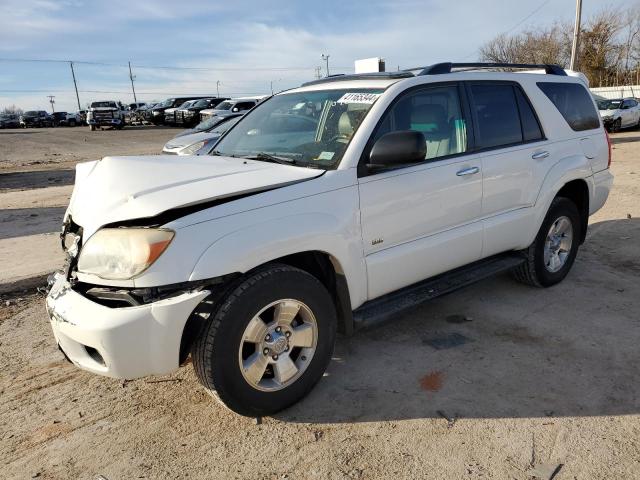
[{"xmin": 47, "ymin": 62, "xmax": 613, "ymax": 416}]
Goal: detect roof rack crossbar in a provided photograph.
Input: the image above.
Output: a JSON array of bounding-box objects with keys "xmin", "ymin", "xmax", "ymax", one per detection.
[{"xmin": 417, "ymin": 62, "xmax": 567, "ymax": 76}]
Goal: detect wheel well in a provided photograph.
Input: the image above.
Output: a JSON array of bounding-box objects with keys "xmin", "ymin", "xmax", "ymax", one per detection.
[
  {"xmin": 179, "ymin": 251, "xmax": 354, "ymax": 365},
  {"xmin": 556, "ymin": 179, "xmax": 589, "ymax": 243},
  {"xmin": 268, "ymin": 251, "xmax": 354, "ymax": 336}
]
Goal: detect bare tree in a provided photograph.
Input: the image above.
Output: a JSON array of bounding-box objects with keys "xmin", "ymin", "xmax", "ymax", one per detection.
[
  {"xmin": 1, "ymin": 105, "xmax": 23, "ymax": 115},
  {"xmin": 479, "ymin": 6, "xmax": 639, "ymax": 87}
]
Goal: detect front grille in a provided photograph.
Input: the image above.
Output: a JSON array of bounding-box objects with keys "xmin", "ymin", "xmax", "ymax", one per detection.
[{"xmin": 94, "ymin": 111, "xmax": 114, "ymax": 120}]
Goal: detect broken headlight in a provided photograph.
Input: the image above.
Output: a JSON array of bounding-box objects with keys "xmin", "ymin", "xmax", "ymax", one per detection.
[{"xmin": 77, "ymin": 228, "xmax": 174, "ymax": 280}]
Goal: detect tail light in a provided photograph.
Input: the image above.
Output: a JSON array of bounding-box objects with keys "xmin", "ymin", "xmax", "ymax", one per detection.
[{"xmin": 605, "ymin": 130, "xmax": 612, "ymax": 168}]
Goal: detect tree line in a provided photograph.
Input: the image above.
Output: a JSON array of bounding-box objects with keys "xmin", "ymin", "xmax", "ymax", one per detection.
[{"xmin": 479, "ymin": 6, "xmax": 640, "ymax": 87}]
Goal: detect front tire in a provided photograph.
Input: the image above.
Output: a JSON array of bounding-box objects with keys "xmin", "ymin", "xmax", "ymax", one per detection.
[
  {"xmin": 612, "ymin": 118, "xmax": 622, "ymax": 133},
  {"xmin": 191, "ymin": 264, "xmax": 337, "ymax": 417},
  {"xmin": 512, "ymin": 197, "xmax": 581, "ymax": 287}
]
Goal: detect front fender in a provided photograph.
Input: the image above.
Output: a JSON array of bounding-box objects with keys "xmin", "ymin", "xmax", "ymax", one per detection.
[{"xmin": 189, "ymin": 212, "xmax": 367, "ymax": 308}]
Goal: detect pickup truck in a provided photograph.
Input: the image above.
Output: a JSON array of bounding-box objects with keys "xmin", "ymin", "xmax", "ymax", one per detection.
[
  {"xmin": 86, "ymin": 101, "xmax": 126, "ymax": 130},
  {"xmin": 46, "ymin": 62, "xmax": 613, "ymax": 417}
]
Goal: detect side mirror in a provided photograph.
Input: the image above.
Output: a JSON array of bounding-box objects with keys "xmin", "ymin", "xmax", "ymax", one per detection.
[{"xmin": 368, "ymin": 130, "xmax": 426, "ymax": 170}]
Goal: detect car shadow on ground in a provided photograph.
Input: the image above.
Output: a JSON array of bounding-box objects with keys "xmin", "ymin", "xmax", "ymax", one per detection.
[
  {"xmin": 278, "ymin": 218, "xmax": 640, "ymax": 423},
  {"xmin": 0, "ymin": 207, "xmax": 66, "ymax": 239},
  {"xmin": 611, "ymin": 135, "xmax": 640, "ymax": 144},
  {"xmin": 0, "ymin": 169, "xmax": 75, "ymax": 190}
]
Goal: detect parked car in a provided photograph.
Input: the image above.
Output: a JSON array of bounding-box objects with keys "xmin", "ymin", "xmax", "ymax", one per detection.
[
  {"xmin": 164, "ymin": 100, "xmax": 198, "ymax": 126},
  {"xmin": 175, "ymin": 98, "xmax": 228, "ymax": 127},
  {"xmin": 47, "ymin": 62, "xmax": 612, "ymax": 417},
  {"xmin": 52, "ymin": 112, "xmax": 81, "ymax": 127},
  {"xmin": 199, "ymin": 97, "xmax": 264, "ymax": 122},
  {"xmin": 86, "ymin": 101, "xmax": 126, "ymax": 131},
  {"xmin": 150, "ymin": 97, "xmax": 213, "ymax": 125},
  {"xmin": 172, "ymin": 111, "xmax": 244, "ymax": 139},
  {"xmin": 20, "ymin": 110, "xmax": 54, "ymax": 128},
  {"xmin": 597, "ymin": 97, "xmax": 640, "ymax": 132},
  {"xmin": 162, "ymin": 114, "xmax": 243, "ymax": 155},
  {"xmin": 0, "ymin": 113, "xmax": 20, "ymax": 128}
]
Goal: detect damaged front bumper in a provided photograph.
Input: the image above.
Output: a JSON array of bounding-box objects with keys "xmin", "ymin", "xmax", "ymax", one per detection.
[{"xmin": 46, "ymin": 272, "xmax": 209, "ymax": 379}]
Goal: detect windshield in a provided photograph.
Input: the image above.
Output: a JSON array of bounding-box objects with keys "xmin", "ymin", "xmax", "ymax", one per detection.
[
  {"xmin": 192, "ymin": 99, "xmax": 211, "ymax": 108},
  {"xmin": 213, "ymin": 88, "xmax": 384, "ymax": 169},
  {"xmin": 159, "ymin": 99, "xmax": 174, "ymax": 108},
  {"xmin": 211, "ymin": 116, "xmax": 241, "ymax": 135},
  {"xmin": 597, "ymin": 99, "xmax": 622, "ymax": 110},
  {"xmin": 24, "ymin": 111, "xmax": 38, "ymax": 116},
  {"xmin": 194, "ymin": 114, "xmax": 236, "ymax": 132},
  {"xmin": 177, "ymin": 100, "xmax": 194, "ymax": 109},
  {"xmin": 214, "ymin": 101, "xmax": 233, "ymax": 111}
]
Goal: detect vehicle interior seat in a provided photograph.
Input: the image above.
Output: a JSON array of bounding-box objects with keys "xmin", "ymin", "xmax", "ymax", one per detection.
[
  {"xmin": 337, "ymin": 110, "xmax": 364, "ymax": 143},
  {"xmin": 409, "ymin": 104, "xmax": 451, "ymax": 159}
]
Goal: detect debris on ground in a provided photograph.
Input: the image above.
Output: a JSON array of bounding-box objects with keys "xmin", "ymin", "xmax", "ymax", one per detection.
[
  {"xmin": 529, "ymin": 463, "xmax": 563, "ymax": 480},
  {"xmin": 436, "ymin": 409, "xmax": 457, "ymax": 428}
]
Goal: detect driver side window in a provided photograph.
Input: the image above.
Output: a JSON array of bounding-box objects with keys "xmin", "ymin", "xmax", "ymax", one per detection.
[{"xmin": 373, "ymin": 85, "xmax": 467, "ymax": 162}]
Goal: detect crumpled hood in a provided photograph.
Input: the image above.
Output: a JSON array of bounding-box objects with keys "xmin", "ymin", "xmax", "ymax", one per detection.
[
  {"xmin": 68, "ymin": 155, "xmax": 323, "ymax": 237},
  {"xmin": 164, "ymin": 131, "xmax": 212, "ymax": 150}
]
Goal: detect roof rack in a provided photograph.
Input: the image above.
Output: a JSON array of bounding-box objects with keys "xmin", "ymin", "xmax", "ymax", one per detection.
[
  {"xmin": 407, "ymin": 62, "xmax": 567, "ymax": 76},
  {"xmin": 301, "ymin": 71, "xmax": 414, "ymax": 87}
]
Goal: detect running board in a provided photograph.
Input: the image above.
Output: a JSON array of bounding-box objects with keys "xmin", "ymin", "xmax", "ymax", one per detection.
[{"xmin": 353, "ymin": 253, "xmax": 525, "ymax": 330}]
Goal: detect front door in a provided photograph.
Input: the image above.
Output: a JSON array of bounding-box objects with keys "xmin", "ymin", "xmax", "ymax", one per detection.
[{"xmin": 358, "ymin": 83, "xmax": 483, "ymax": 300}]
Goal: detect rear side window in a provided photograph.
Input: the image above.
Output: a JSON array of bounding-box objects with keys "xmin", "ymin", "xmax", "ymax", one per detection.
[
  {"xmin": 470, "ymin": 84, "xmax": 522, "ymax": 149},
  {"xmin": 537, "ymin": 82, "xmax": 600, "ymax": 131},
  {"xmin": 514, "ymin": 87, "xmax": 543, "ymax": 142}
]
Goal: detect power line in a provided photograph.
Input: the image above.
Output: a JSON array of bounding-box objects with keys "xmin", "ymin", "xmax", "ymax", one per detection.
[
  {"xmin": 458, "ymin": 0, "xmax": 553, "ymax": 61},
  {"xmin": 0, "ymin": 57, "xmax": 352, "ymax": 72}
]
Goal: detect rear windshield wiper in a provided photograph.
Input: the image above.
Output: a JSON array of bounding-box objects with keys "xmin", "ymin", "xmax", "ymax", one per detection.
[{"xmin": 243, "ymin": 152, "xmax": 298, "ymax": 166}]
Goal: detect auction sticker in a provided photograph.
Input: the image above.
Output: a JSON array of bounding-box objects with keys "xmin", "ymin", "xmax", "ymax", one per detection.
[{"xmin": 336, "ymin": 92, "xmax": 381, "ymax": 104}]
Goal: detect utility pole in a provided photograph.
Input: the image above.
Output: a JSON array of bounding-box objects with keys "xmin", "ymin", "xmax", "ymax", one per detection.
[
  {"xmin": 314, "ymin": 66, "xmax": 322, "ymax": 79},
  {"xmin": 321, "ymin": 54, "xmax": 330, "ymax": 77},
  {"xmin": 47, "ymin": 95, "xmax": 55, "ymax": 113},
  {"xmin": 69, "ymin": 61, "xmax": 81, "ymax": 111},
  {"xmin": 128, "ymin": 61, "xmax": 137, "ymax": 103},
  {"xmin": 216, "ymin": 80, "xmax": 220, "ymax": 97},
  {"xmin": 569, "ymin": 0, "xmax": 583, "ymax": 71}
]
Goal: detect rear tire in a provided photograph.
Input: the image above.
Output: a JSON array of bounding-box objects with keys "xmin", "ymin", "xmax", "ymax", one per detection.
[
  {"xmin": 191, "ymin": 264, "xmax": 337, "ymax": 417},
  {"xmin": 512, "ymin": 197, "xmax": 581, "ymax": 287}
]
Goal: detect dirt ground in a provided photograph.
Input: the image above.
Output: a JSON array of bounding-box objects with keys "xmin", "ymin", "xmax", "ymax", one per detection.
[
  {"xmin": 0, "ymin": 125, "xmax": 176, "ymax": 173},
  {"xmin": 0, "ymin": 127, "xmax": 639, "ymax": 479}
]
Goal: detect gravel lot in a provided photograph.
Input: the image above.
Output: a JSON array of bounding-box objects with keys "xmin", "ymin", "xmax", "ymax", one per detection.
[{"xmin": 0, "ymin": 127, "xmax": 639, "ymax": 479}]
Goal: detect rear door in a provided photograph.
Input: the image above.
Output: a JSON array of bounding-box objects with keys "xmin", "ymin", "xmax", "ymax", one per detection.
[
  {"xmin": 358, "ymin": 83, "xmax": 484, "ymax": 300},
  {"xmin": 466, "ymin": 81, "xmax": 550, "ymax": 257},
  {"xmin": 622, "ymin": 99, "xmax": 639, "ymax": 127}
]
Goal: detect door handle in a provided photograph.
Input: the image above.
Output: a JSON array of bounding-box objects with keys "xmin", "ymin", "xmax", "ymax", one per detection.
[
  {"xmin": 456, "ymin": 166, "xmax": 479, "ymax": 176},
  {"xmin": 532, "ymin": 151, "xmax": 550, "ymax": 160}
]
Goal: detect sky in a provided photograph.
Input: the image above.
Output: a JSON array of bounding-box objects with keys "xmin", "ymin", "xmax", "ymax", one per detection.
[{"xmin": 0, "ymin": 0, "xmax": 635, "ymax": 112}]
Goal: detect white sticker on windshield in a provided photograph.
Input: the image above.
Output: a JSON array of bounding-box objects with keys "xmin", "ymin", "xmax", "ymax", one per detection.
[
  {"xmin": 317, "ymin": 151, "xmax": 335, "ymax": 161},
  {"xmin": 336, "ymin": 92, "xmax": 381, "ymax": 104}
]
